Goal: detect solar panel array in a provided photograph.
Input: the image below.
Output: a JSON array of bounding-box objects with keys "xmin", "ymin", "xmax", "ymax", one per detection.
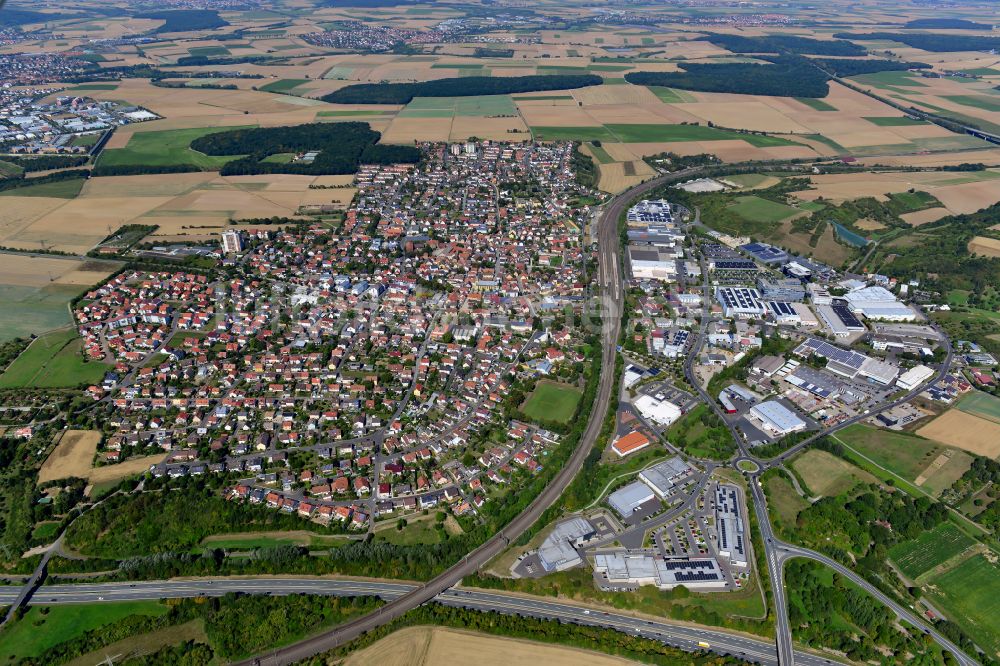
[
  {"xmin": 675, "ymin": 571, "xmax": 722, "ymax": 582},
  {"xmin": 767, "ymin": 301, "xmax": 795, "ymax": 316},
  {"xmin": 795, "ymin": 338, "xmax": 866, "ymax": 371},
  {"xmin": 664, "ymin": 559, "xmax": 716, "ymax": 571},
  {"xmin": 831, "ymin": 305, "xmax": 864, "ymax": 329},
  {"xmin": 713, "ymin": 260, "xmax": 757, "ymax": 270}
]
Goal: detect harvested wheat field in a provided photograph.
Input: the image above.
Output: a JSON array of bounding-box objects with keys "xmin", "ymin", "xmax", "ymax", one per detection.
[
  {"xmin": 345, "ymin": 626, "xmax": 641, "ymax": 666},
  {"xmin": 0, "ymin": 255, "xmax": 116, "ymax": 288},
  {"xmin": 969, "ymin": 236, "xmax": 1000, "ymax": 258},
  {"xmin": 597, "ymin": 160, "xmax": 656, "ymax": 193},
  {"xmin": 918, "ymin": 410, "xmax": 1000, "ymax": 459},
  {"xmin": 88, "ymin": 453, "xmax": 169, "ymax": 486},
  {"xmin": 901, "ymin": 207, "xmax": 950, "ymax": 226},
  {"xmin": 381, "ymin": 117, "xmax": 452, "ymax": 143},
  {"xmin": 38, "ymin": 430, "xmax": 102, "ymax": 484},
  {"xmin": 450, "ymin": 116, "xmax": 530, "ymax": 142}
]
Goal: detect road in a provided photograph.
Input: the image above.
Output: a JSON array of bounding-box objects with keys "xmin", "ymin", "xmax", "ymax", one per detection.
[
  {"xmin": 1, "ymin": 578, "xmax": 840, "ymax": 666},
  {"xmin": 747, "ymin": 473, "xmax": 978, "ymax": 666}
]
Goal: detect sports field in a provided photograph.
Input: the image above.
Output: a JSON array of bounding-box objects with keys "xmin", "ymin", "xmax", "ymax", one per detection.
[
  {"xmin": 729, "ymin": 196, "xmax": 802, "ymax": 224},
  {"xmin": 956, "ymin": 391, "xmax": 1000, "ymax": 424},
  {"xmin": 888, "ymin": 522, "xmax": 976, "ymax": 579},
  {"xmin": 925, "ymin": 554, "xmax": 1000, "ymax": 655},
  {"xmin": 0, "ymin": 328, "xmax": 110, "ymax": 389},
  {"xmin": 521, "ymin": 381, "xmax": 582, "ymax": 424},
  {"xmin": 98, "ymin": 125, "xmax": 254, "ymax": 169}
]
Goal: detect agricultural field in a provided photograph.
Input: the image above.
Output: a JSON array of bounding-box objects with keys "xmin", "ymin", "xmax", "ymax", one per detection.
[
  {"xmin": 887, "ymin": 522, "xmax": 977, "ymax": 579},
  {"xmin": 98, "ymin": 125, "xmax": 254, "ymax": 169},
  {"xmin": 830, "ymin": 424, "xmax": 973, "ymax": 496},
  {"xmin": 521, "ymin": 381, "xmax": 582, "ymax": 424},
  {"xmin": 0, "ymin": 328, "xmax": 110, "ymax": 389},
  {"xmin": 790, "ymin": 449, "xmax": 877, "ymax": 498},
  {"xmin": 0, "ymin": 255, "xmax": 119, "ymax": 341},
  {"xmin": 345, "ymin": 626, "xmax": 639, "ymax": 666},
  {"xmin": 38, "ymin": 430, "xmax": 102, "ymax": 484},
  {"xmin": 924, "ymin": 555, "xmax": 1000, "ymax": 656},
  {"xmin": 917, "ymin": 409, "xmax": 1000, "ymax": 459},
  {"xmin": 956, "ymin": 391, "xmax": 1000, "ymax": 424},
  {"xmin": 969, "ymin": 236, "xmax": 1000, "ymax": 258},
  {"xmin": 729, "ymin": 195, "xmax": 803, "ymax": 224}
]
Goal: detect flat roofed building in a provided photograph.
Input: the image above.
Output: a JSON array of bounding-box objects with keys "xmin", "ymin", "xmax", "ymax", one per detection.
[
  {"xmin": 715, "ymin": 286, "xmax": 765, "ymax": 318},
  {"xmin": 748, "ymin": 400, "xmax": 807, "ymax": 436},
  {"xmin": 816, "ymin": 304, "xmax": 865, "ymax": 338},
  {"xmin": 715, "ymin": 484, "xmax": 748, "ymax": 568},
  {"xmin": 612, "ymin": 431, "xmax": 652, "ymax": 458},
  {"xmin": 633, "ymin": 393, "xmax": 683, "ymax": 427},
  {"xmin": 593, "ymin": 550, "xmax": 726, "ymax": 590},
  {"xmin": 897, "ymin": 364, "xmax": 935, "ymax": 390},
  {"xmin": 858, "ymin": 356, "xmax": 900, "ymax": 385},
  {"xmin": 537, "ymin": 517, "xmax": 596, "ymax": 572},
  {"xmin": 627, "ymin": 199, "xmax": 674, "ymax": 227},
  {"xmin": 794, "ymin": 338, "xmax": 868, "ymax": 379},
  {"xmin": 791, "ymin": 302, "xmax": 819, "ymax": 327},
  {"xmin": 844, "ymin": 285, "xmax": 917, "ymax": 322},
  {"xmin": 607, "ymin": 481, "xmax": 656, "ymax": 518},
  {"xmin": 758, "ymin": 277, "xmax": 805, "ymax": 301},
  {"xmin": 767, "ymin": 300, "xmax": 800, "ymax": 325},
  {"xmin": 628, "ymin": 246, "xmax": 677, "ymax": 281},
  {"xmin": 638, "ymin": 456, "xmax": 692, "ymax": 498},
  {"xmin": 741, "ymin": 242, "xmax": 788, "ymax": 265}
]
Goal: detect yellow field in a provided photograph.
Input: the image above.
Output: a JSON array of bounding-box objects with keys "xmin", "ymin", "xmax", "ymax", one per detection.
[
  {"xmin": 0, "ymin": 173, "xmax": 334, "ymax": 253},
  {"xmin": 0, "ymin": 255, "xmax": 118, "ymax": 288},
  {"xmin": 597, "ymin": 160, "xmax": 656, "ymax": 194},
  {"xmin": 38, "ymin": 430, "xmax": 102, "ymax": 484},
  {"xmin": 88, "ymin": 453, "xmax": 169, "ymax": 486},
  {"xmin": 968, "ymin": 236, "xmax": 1000, "ymax": 258},
  {"xmin": 345, "ymin": 626, "xmax": 641, "ymax": 666},
  {"xmin": 918, "ymin": 410, "xmax": 1000, "ymax": 459}
]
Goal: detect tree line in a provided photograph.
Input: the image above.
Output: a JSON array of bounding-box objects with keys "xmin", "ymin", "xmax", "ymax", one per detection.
[
  {"xmin": 188, "ymin": 122, "xmax": 420, "ymax": 176},
  {"xmin": 833, "ymin": 32, "xmax": 1000, "ymax": 52},
  {"xmin": 700, "ymin": 32, "xmax": 866, "ymax": 56},
  {"xmin": 321, "ymin": 74, "xmax": 603, "ymax": 105}
]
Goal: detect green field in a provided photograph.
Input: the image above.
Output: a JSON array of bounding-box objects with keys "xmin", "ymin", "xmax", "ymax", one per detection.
[
  {"xmin": 764, "ymin": 473, "xmax": 809, "ymax": 528},
  {"xmin": 0, "ymin": 601, "xmax": 167, "ymax": 662},
  {"xmin": 531, "ymin": 123, "xmax": 797, "ymax": 146},
  {"xmin": 187, "ymin": 45, "xmax": 230, "ymax": 57},
  {"xmin": 69, "ymin": 83, "xmax": 119, "ymax": 91},
  {"xmin": 956, "ymin": 391, "xmax": 1000, "ymax": 424},
  {"xmin": 0, "ymin": 283, "xmax": 89, "ymax": 342},
  {"xmin": 943, "ymin": 95, "xmax": 1000, "ymax": 113},
  {"xmin": 796, "ymin": 97, "xmax": 837, "ymax": 111},
  {"xmin": 864, "ymin": 116, "xmax": 926, "ymax": 126},
  {"xmin": 888, "ymin": 522, "xmax": 976, "ymax": 579},
  {"xmin": 851, "ymin": 70, "xmax": 928, "ymax": 89},
  {"xmin": 724, "ymin": 173, "xmax": 772, "ymax": 188},
  {"xmin": 521, "ymin": 381, "xmax": 582, "ymax": 424},
  {"xmin": 0, "ymin": 177, "xmax": 86, "ymax": 198},
  {"xmin": 729, "ymin": 195, "xmax": 802, "ymax": 223},
  {"xmin": 604, "ymin": 124, "xmax": 797, "ymax": 146},
  {"xmin": 316, "ymin": 109, "xmax": 390, "ymax": 117},
  {"xmin": 323, "ymin": 66, "xmax": 355, "ymax": 79},
  {"xmin": 925, "ymin": 554, "xmax": 1000, "ymax": 655},
  {"xmin": 887, "ymin": 189, "xmax": 939, "ymax": 212},
  {"xmin": 646, "ymin": 86, "xmax": 696, "ymax": 103},
  {"xmin": 0, "ymin": 328, "xmax": 110, "ymax": 388},
  {"xmin": 587, "ymin": 142, "xmax": 614, "ymax": 164},
  {"xmin": 832, "ymin": 424, "xmax": 938, "ymax": 481},
  {"xmin": 531, "ymin": 126, "xmax": 618, "ymax": 142},
  {"xmin": 98, "ymin": 125, "xmax": 255, "ymax": 169},
  {"xmin": 399, "ymin": 95, "xmax": 517, "ymax": 118},
  {"xmin": 514, "ymin": 95, "xmax": 574, "ymax": 101},
  {"xmin": 0, "ymin": 160, "xmax": 24, "ymax": 178},
  {"xmin": 260, "ymin": 78, "xmax": 311, "ymax": 94}
]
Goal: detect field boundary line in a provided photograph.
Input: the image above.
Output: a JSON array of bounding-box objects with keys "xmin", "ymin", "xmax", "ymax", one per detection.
[{"xmin": 831, "ymin": 434, "xmax": 989, "ymax": 535}]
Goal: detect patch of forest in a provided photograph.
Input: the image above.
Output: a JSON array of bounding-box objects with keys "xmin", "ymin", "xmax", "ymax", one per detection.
[{"xmin": 321, "ymin": 74, "xmax": 602, "ymax": 104}]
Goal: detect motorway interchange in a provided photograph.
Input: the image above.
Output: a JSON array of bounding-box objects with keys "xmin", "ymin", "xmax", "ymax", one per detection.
[{"xmin": 7, "ymin": 167, "xmax": 981, "ymax": 666}]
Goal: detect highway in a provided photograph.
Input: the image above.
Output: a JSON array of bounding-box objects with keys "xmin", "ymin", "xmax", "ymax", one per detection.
[
  {"xmin": 0, "ymin": 579, "xmax": 840, "ymax": 666},
  {"xmin": 747, "ymin": 474, "xmax": 978, "ymax": 666}
]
